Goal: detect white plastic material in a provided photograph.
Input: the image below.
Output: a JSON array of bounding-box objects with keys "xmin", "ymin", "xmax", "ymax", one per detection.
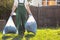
[
  {"xmin": 3, "ymin": 16, "xmax": 18, "ymax": 34},
  {"xmin": 13, "ymin": 12, "xmax": 16, "ymax": 15},
  {"xmin": 25, "ymin": 15, "xmax": 37, "ymax": 34}
]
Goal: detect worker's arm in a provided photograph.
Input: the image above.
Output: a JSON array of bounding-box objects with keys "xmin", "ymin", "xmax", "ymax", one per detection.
[
  {"xmin": 11, "ymin": 0, "xmax": 18, "ymax": 16},
  {"xmin": 25, "ymin": 1, "xmax": 32, "ymax": 15}
]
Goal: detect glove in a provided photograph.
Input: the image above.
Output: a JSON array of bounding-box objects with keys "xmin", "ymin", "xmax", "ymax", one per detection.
[{"xmin": 29, "ymin": 13, "xmax": 32, "ymax": 17}]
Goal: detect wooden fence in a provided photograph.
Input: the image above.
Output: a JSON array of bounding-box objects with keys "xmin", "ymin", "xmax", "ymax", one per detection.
[
  {"xmin": 0, "ymin": 6, "xmax": 60, "ymax": 30},
  {"xmin": 30, "ymin": 6, "xmax": 60, "ymax": 28}
]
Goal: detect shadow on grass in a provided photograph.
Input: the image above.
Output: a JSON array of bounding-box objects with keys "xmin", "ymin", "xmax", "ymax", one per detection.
[
  {"xmin": 12, "ymin": 35, "xmax": 23, "ymax": 40},
  {"xmin": 25, "ymin": 34, "xmax": 35, "ymax": 40},
  {"xmin": 2, "ymin": 34, "xmax": 35, "ymax": 40},
  {"xmin": 2, "ymin": 35, "xmax": 13, "ymax": 40},
  {"xmin": 2, "ymin": 35, "xmax": 23, "ymax": 40}
]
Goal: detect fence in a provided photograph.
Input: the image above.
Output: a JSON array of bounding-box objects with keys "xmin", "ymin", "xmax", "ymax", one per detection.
[
  {"xmin": 30, "ymin": 6, "xmax": 60, "ymax": 28},
  {"xmin": 0, "ymin": 6, "xmax": 60, "ymax": 29}
]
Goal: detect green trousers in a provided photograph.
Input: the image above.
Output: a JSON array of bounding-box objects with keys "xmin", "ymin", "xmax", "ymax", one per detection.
[{"xmin": 15, "ymin": 3, "xmax": 27, "ymax": 35}]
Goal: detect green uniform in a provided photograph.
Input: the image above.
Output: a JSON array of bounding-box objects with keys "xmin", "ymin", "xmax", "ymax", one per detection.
[{"xmin": 15, "ymin": 0, "xmax": 27, "ymax": 35}]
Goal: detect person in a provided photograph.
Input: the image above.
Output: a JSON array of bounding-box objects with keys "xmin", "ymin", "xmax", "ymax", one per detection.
[{"xmin": 11, "ymin": 0, "xmax": 32, "ymax": 35}]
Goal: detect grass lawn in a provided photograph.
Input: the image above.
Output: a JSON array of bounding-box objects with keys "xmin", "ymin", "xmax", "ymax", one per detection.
[{"xmin": 0, "ymin": 28, "xmax": 60, "ymax": 40}]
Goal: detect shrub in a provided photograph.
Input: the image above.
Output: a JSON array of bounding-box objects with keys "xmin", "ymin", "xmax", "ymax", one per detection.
[{"xmin": 0, "ymin": 0, "xmax": 14, "ymax": 19}]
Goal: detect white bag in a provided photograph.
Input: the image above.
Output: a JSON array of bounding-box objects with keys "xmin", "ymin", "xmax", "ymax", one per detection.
[
  {"xmin": 3, "ymin": 16, "xmax": 18, "ymax": 34},
  {"xmin": 25, "ymin": 15, "xmax": 37, "ymax": 34}
]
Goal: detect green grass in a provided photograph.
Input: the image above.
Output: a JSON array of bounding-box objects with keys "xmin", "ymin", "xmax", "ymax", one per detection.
[{"xmin": 0, "ymin": 28, "xmax": 60, "ymax": 40}]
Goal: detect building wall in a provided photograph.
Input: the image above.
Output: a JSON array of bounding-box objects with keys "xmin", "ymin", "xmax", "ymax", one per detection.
[{"xmin": 30, "ymin": 0, "xmax": 60, "ymax": 7}]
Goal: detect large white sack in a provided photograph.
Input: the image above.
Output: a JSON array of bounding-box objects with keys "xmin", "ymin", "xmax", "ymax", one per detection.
[
  {"xmin": 3, "ymin": 16, "xmax": 18, "ymax": 34},
  {"xmin": 25, "ymin": 15, "xmax": 37, "ymax": 34}
]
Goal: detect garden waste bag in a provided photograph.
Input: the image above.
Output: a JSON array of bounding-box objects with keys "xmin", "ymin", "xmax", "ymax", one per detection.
[
  {"xmin": 3, "ymin": 16, "xmax": 18, "ymax": 34},
  {"xmin": 25, "ymin": 15, "xmax": 37, "ymax": 34}
]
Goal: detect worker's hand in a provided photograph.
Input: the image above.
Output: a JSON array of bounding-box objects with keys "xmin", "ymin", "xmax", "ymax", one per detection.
[{"xmin": 29, "ymin": 13, "xmax": 32, "ymax": 17}]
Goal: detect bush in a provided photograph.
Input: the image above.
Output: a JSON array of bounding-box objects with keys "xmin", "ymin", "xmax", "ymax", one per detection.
[
  {"xmin": 0, "ymin": 0, "xmax": 14, "ymax": 19},
  {"xmin": 0, "ymin": 0, "xmax": 32, "ymax": 20}
]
